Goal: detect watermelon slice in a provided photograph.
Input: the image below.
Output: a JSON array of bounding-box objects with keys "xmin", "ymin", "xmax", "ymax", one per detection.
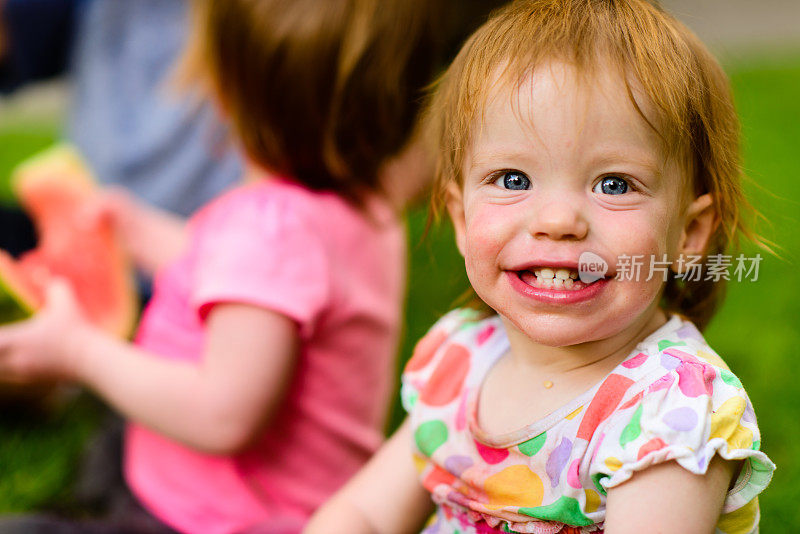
[{"xmin": 0, "ymin": 145, "xmax": 137, "ymax": 338}]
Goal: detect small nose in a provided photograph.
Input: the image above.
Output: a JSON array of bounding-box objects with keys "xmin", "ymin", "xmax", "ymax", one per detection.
[{"xmin": 528, "ymin": 197, "xmax": 589, "ymax": 241}]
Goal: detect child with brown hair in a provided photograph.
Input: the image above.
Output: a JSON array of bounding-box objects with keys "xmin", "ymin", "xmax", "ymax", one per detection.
[
  {"xmin": 0, "ymin": 0, "xmax": 445, "ymax": 532},
  {"xmin": 307, "ymin": 1, "xmax": 774, "ymax": 533}
]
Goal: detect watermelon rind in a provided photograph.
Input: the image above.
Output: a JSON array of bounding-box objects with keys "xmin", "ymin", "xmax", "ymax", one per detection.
[
  {"xmin": 0, "ymin": 279, "xmax": 36, "ymax": 324},
  {"xmin": 11, "ymin": 144, "xmax": 94, "ymax": 194},
  {"xmin": 0, "ymin": 251, "xmax": 38, "ymax": 324}
]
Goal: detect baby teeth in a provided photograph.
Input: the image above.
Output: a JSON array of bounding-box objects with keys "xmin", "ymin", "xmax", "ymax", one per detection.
[
  {"xmin": 534, "ymin": 267, "xmax": 577, "ymax": 280},
  {"xmin": 523, "ymin": 266, "xmax": 581, "ymax": 290},
  {"xmin": 519, "ymin": 269, "xmax": 582, "ymax": 290}
]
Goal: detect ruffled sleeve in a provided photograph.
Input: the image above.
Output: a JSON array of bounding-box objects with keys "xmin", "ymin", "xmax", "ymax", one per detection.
[
  {"xmin": 400, "ymin": 309, "xmax": 481, "ymax": 415},
  {"xmin": 589, "ymin": 355, "xmax": 774, "ymax": 519}
]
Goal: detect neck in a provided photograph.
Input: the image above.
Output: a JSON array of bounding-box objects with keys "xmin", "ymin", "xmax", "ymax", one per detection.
[
  {"xmin": 243, "ymin": 160, "xmax": 283, "ymax": 185},
  {"xmin": 377, "ymin": 134, "xmax": 433, "ymax": 212},
  {"xmin": 501, "ymin": 305, "xmax": 668, "ymax": 379}
]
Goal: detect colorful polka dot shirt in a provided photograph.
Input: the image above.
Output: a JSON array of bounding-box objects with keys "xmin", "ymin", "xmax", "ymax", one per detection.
[{"xmin": 401, "ymin": 310, "xmax": 773, "ymax": 534}]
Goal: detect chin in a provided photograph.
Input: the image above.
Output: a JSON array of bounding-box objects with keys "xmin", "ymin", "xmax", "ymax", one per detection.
[
  {"xmin": 487, "ymin": 305, "xmax": 596, "ymax": 346},
  {"xmin": 513, "ymin": 318, "xmax": 605, "ymax": 347},
  {"xmin": 496, "ymin": 302, "xmax": 655, "ymax": 349}
]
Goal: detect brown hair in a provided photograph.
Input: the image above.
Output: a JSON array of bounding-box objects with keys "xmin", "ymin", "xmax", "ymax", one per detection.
[
  {"xmin": 427, "ymin": 0, "xmax": 769, "ymax": 330},
  {"xmin": 182, "ymin": 0, "xmax": 444, "ymax": 204}
]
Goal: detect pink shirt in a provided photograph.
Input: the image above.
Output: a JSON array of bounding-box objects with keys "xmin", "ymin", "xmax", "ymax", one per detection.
[{"xmin": 124, "ymin": 179, "xmax": 405, "ymax": 533}]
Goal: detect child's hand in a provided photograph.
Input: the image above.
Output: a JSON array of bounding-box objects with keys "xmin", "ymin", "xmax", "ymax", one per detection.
[
  {"xmin": 0, "ymin": 279, "xmax": 92, "ymax": 385},
  {"xmin": 83, "ymin": 186, "xmax": 188, "ymax": 275},
  {"xmin": 83, "ymin": 186, "xmax": 141, "ymax": 244}
]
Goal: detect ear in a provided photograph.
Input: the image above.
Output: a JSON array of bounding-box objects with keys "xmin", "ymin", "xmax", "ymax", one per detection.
[
  {"xmin": 678, "ymin": 193, "xmax": 717, "ymax": 257},
  {"xmin": 445, "ymin": 182, "xmax": 467, "ymax": 257}
]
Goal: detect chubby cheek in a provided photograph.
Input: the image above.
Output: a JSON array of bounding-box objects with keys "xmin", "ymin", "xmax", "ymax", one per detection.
[
  {"xmin": 605, "ymin": 209, "xmax": 680, "ymax": 321},
  {"xmin": 619, "ymin": 275, "xmax": 663, "ymax": 316},
  {"xmin": 598, "ymin": 206, "xmax": 678, "ymax": 261},
  {"xmin": 462, "ymin": 204, "xmax": 513, "ymax": 282}
]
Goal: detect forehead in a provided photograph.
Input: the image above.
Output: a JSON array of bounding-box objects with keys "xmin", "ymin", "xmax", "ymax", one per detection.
[{"xmin": 470, "ymin": 59, "xmax": 664, "ymax": 161}]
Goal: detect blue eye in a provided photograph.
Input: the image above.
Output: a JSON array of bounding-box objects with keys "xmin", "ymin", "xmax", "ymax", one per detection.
[
  {"xmin": 594, "ymin": 175, "xmax": 629, "ymax": 195},
  {"xmin": 494, "ymin": 171, "xmax": 530, "ymax": 190}
]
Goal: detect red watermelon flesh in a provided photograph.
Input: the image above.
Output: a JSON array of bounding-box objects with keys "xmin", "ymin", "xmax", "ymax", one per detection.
[{"xmin": 0, "ymin": 145, "xmax": 137, "ymax": 338}]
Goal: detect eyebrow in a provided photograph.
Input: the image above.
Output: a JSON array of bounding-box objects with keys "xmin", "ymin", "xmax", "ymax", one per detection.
[
  {"xmin": 467, "ymin": 149, "xmax": 664, "ymax": 176},
  {"xmin": 590, "ymin": 151, "xmax": 663, "ymax": 179},
  {"xmin": 467, "ymin": 149, "xmax": 531, "ymax": 173}
]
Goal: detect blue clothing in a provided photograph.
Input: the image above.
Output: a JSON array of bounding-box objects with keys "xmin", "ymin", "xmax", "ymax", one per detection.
[{"xmin": 1, "ymin": 0, "xmax": 242, "ymax": 217}]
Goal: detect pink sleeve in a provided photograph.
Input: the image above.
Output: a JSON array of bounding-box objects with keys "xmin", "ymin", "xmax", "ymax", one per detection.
[{"xmin": 190, "ymin": 192, "xmax": 330, "ymax": 328}]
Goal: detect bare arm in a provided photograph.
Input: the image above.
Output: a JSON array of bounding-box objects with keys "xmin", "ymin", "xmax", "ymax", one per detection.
[
  {"xmin": 91, "ymin": 188, "xmax": 188, "ymax": 275},
  {"xmin": 0, "ymin": 284, "xmax": 298, "ymax": 454},
  {"xmin": 305, "ymin": 419, "xmax": 434, "ymax": 534},
  {"xmin": 73, "ymin": 303, "xmax": 298, "ymax": 453},
  {"xmin": 603, "ymin": 456, "xmax": 738, "ymax": 534}
]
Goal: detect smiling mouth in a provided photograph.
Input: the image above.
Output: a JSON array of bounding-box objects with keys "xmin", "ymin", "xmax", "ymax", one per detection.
[{"xmin": 516, "ymin": 267, "xmax": 605, "ymax": 290}]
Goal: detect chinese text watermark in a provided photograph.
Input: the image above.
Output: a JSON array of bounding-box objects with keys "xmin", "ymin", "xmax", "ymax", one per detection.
[{"xmin": 577, "ymin": 253, "xmax": 762, "ymax": 282}]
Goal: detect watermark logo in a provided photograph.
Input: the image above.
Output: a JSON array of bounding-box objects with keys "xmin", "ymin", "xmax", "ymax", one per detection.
[
  {"xmin": 573, "ymin": 253, "xmax": 762, "ymax": 283},
  {"xmin": 578, "ymin": 251, "xmax": 608, "ymax": 283},
  {"xmin": 613, "ymin": 253, "xmax": 762, "ymax": 282}
]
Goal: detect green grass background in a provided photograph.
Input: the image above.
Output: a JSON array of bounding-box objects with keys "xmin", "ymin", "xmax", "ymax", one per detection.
[{"xmin": 1, "ymin": 54, "xmax": 798, "ymax": 530}]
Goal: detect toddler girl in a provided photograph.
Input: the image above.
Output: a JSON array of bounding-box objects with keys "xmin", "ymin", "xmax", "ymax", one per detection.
[
  {"xmin": 307, "ymin": 1, "xmax": 774, "ymax": 533},
  {"xmin": 0, "ymin": 0, "xmax": 443, "ymax": 532}
]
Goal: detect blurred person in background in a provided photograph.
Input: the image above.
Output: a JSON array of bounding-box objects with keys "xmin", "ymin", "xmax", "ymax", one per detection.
[
  {"xmin": 0, "ymin": 1, "xmax": 505, "ymax": 532},
  {"xmin": 0, "ymin": 0, "xmax": 506, "ymax": 532},
  {"xmin": 0, "ymin": 0, "xmax": 242, "ymax": 271},
  {"xmin": 0, "ymin": 0, "xmax": 505, "ymax": 289},
  {"xmin": 0, "ymin": 0, "xmax": 481, "ymax": 531},
  {"xmin": 1, "ymin": 5, "xmax": 244, "ymax": 526}
]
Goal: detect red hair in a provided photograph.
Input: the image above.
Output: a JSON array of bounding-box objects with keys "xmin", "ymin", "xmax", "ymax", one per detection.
[{"xmin": 426, "ymin": 0, "xmax": 770, "ymax": 329}]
